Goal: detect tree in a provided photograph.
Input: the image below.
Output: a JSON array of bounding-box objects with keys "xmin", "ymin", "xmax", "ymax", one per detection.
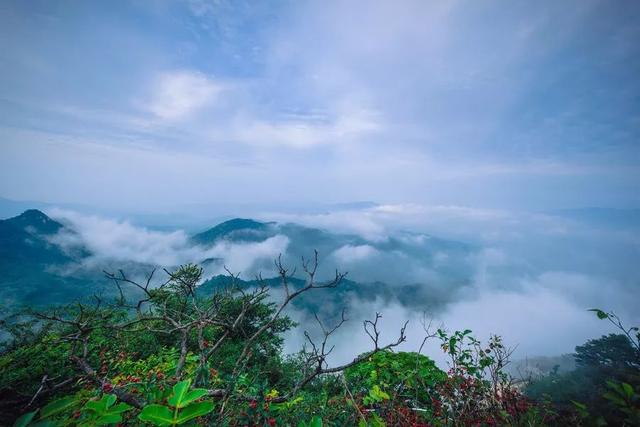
[
  {"xmin": 1, "ymin": 252, "xmax": 408, "ymax": 424},
  {"xmin": 525, "ymin": 311, "xmax": 640, "ymax": 426}
]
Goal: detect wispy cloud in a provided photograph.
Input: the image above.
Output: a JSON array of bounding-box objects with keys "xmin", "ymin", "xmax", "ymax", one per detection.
[
  {"xmin": 2, "ymin": 0, "xmax": 638, "ymax": 209},
  {"xmin": 143, "ymin": 70, "xmax": 225, "ymax": 121},
  {"xmin": 331, "ymin": 244, "xmax": 379, "ymax": 263},
  {"xmin": 48, "ymin": 209, "xmax": 289, "ymax": 276}
]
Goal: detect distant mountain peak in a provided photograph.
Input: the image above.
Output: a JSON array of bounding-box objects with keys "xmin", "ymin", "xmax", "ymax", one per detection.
[
  {"xmin": 4, "ymin": 209, "xmax": 64, "ymax": 235},
  {"xmin": 18, "ymin": 209, "xmax": 50, "ymax": 221},
  {"xmin": 218, "ymin": 218, "xmax": 267, "ymax": 229},
  {"xmin": 191, "ymin": 218, "xmax": 273, "ymax": 245}
]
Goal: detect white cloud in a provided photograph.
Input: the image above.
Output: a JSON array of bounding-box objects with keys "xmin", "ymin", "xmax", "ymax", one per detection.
[
  {"xmin": 42, "ymin": 207, "xmax": 639, "ymax": 363},
  {"xmin": 258, "ymin": 209, "xmax": 387, "ymax": 241},
  {"xmin": 145, "ymin": 70, "xmax": 223, "ymax": 121},
  {"xmin": 48, "ymin": 208, "xmax": 191, "ymax": 265},
  {"xmin": 47, "ymin": 209, "xmax": 289, "ymax": 276},
  {"xmin": 285, "ymin": 271, "xmax": 633, "ymax": 368},
  {"xmin": 331, "ymin": 244, "xmax": 379, "ymax": 263},
  {"xmin": 260, "ymin": 203, "xmax": 520, "ymax": 242},
  {"xmin": 437, "ymin": 276, "xmax": 620, "ymax": 357},
  {"xmin": 202, "ymin": 234, "xmax": 290, "ymax": 275}
]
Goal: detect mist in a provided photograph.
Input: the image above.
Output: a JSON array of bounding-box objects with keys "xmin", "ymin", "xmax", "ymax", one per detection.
[{"xmin": 42, "ymin": 203, "xmax": 640, "ymax": 366}]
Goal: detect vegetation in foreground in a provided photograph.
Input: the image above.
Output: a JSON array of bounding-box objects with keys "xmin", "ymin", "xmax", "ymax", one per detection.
[{"xmin": 0, "ymin": 255, "xmax": 638, "ymax": 426}]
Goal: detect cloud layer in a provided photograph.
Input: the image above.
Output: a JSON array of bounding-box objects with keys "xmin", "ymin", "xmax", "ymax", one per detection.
[
  {"xmin": 1, "ymin": 1, "xmax": 639, "ymax": 210},
  {"xmin": 48, "ymin": 209, "xmax": 290, "ymax": 276},
  {"xmin": 44, "ymin": 204, "xmax": 640, "ymax": 364}
]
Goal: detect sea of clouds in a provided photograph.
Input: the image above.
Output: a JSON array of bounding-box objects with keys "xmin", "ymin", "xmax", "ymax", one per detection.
[{"xmin": 45, "ymin": 204, "xmax": 639, "ymax": 367}]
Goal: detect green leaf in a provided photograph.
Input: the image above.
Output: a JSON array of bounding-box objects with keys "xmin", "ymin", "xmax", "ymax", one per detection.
[
  {"xmin": 449, "ymin": 337, "xmax": 457, "ymax": 350},
  {"xmin": 603, "ymin": 392, "xmax": 626, "ymax": 406},
  {"xmin": 167, "ymin": 379, "xmax": 191, "ymax": 408},
  {"xmin": 369, "ymin": 414, "xmax": 386, "ymax": 427},
  {"xmin": 85, "ymin": 394, "xmax": 117, "ymax": 413},
  {"xmin": 309, "ymin": 416, "xmax": 323, "ymax": 427},
  {"xmin": 103, "ymin": 394, "xmax": 117, "ymax": 408},
  {"xmin": 369, "ymin": 385, "xmax": 389, "ymax": 401},
  {"xmin": 138, "ymin": 404, "xmax": 174, "ymax": 426},
  {"xmin": 571, "ymin": 401, "xmax": 587, "ymax": 410},
  {"xmin": 28, "ymin": 422, "xmax": 56, "ymax": 427},
  {"xmin": 39, "ymin": 397, "xmax": 78, "ymax": 419},
  {"xmin": 178, "ymin": 389, "xmax": 208, "ymax": 408},
  {"xmin": 621, "ymin": 382, "xmax": 634, "ymax": 398},
  {"xmin": 108, "ymin": 402, "xmax": 133, "ymax": 414},
  {"xmin": 13, "ymin": 411, "xmax": 37, "ymax": 427},
  {"xmin": 588, "ymin": 309, "xmax": 609, "ymax": 320},
  {"xmin": 94, "ymin": 414, "xmax": 122, "ymax": 425},
  {"xmin": 174, "ymin": 401, "xmax": 214, "ymax": 424},
  {"xmin": 288, "ymin": 396, "xmax": 303, "ymax": 408}
]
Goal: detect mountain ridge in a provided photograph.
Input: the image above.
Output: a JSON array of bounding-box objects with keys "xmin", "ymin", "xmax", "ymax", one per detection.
[{"xmin": 0, "ymin": 209, "xmax": 473, "ymax": 309}]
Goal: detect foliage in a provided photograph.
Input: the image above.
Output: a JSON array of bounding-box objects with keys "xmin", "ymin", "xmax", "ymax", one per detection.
[
  {"xmin": 602, "ymin": 381, "xmax": 640, "ymax": 425},
  {"xmin": 2, "ymin": 266, "xmax": 637, "ymax": 426},
  {"xmin": 345, "ymin": 350, "xmax": 445, "ymax": 406},
  {"xmin": 526, "ymin": 309, "xmax": 640, "ymax": 426},
  {"xmin": 82, "ymin": 394, "xmax": 133, "ymax": 426},
  {"xmin": 138, "ymin": 379, "xmax": 214, "ymax": 426}
]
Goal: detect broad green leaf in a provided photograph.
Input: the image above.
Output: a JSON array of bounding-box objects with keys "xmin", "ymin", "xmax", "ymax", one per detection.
[
  {"xmin": 13, "ymin": 411, "xmax": 37, "ymax": 427},
  {"xmin": 108, "ymin": 402, "xmax": 133, "ymax": 414},
  {"xmin": 94, "ymin": 414, "xmax": 122, "ymax": 425},
  {"xmin": 85, "ymin": 401, "xmax": 102, "ymax": 413},
  {"xmin": 178, "ymin": 389, "xmax": 208, "ymax": 408},
  {"xmin": 174, "ymin": 401, "xmax": 214, "ymax": 424},
  {"xmin": 309, "ymin": 416, "xmax": 323, "ymax": 427},
  {"xmin": 603, "ymin": 392, "xmax": 626, "ymax": 406},
  {"xmin": 138, "ymin": 404, "xmax": 174, "ymax": 426},
  {"xmin": 104, "ymin": 394, "xmax": 117, "ymax": 408},
  {"xmin": 85, "ymin": 394, "xmax": 116, "ymax": 413},
  {"xmin": 40, "ymin": 397, "xmax": 78, "ymax": 419},
  {"xmin": 606, "ymin": 380, "xmax": 620, "ymax": 390},
  {"xmin": 168, "ymin": 379, "xmax": 191, "ymax": 408}
]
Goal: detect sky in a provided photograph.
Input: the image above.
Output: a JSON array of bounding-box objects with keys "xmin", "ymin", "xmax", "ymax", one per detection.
[{"xmin": 1, "ymin": 0, "xmax": 639, "ymax": 213}]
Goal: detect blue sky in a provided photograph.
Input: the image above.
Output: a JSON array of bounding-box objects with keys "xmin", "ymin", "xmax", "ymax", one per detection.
[{"xmin": 1, "ymin": 0, "xmax": 639, "ymax": 213}]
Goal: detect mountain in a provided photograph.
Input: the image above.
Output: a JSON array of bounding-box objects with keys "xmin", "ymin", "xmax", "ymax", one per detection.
[
  {"xmin": 198, "ymin": 274, "xmax": 444, "ymax": 319},
  {"xmin": 0, "ymin": 198, "xmax": 49, "ymax": 220},
  {"xmin": 0, "ymin": 210, "xmax": 474, "ymax": 312},
  {"xmin": 0, "ymin": 210, "xmax": 69, "ymax": 266},
  {"xmin": 191, "ymin": 218, "xmax": 273, "ymax": 244},
  {"xmin": 191, "ymin": 217, "xmax": 474, "ymax": 290},
  {"xmin": 0, "ymin": 210, "xmax": 102, "ymax": 308},
  {"xmin": 3, "ymin": 209, "xmax": 63, "ymax": 235}
]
